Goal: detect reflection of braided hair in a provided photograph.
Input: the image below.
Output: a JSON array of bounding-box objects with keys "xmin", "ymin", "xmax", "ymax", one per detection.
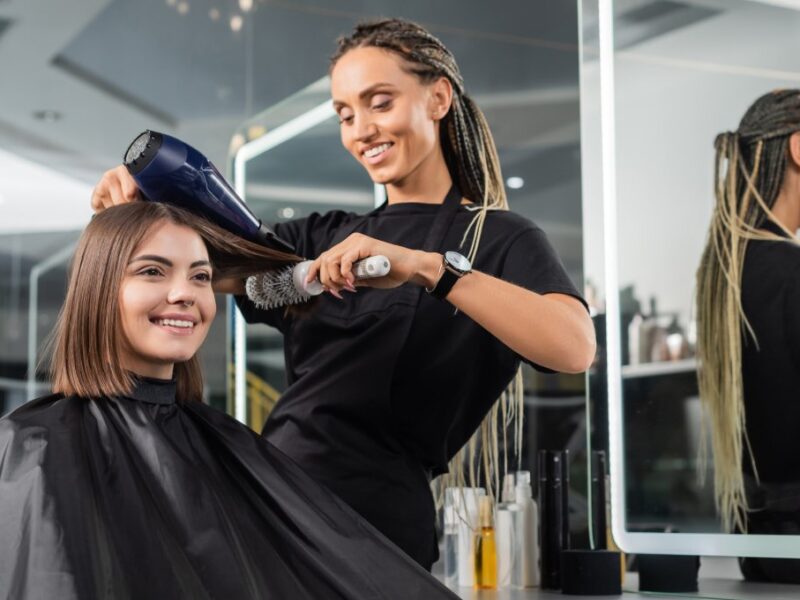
[
  {"xmin": 696, "ymin": 89, "xmax": 800, "ymax": 532},
  {"xmin": 331, "ymin": 18, "xmax": 522, "ymax": 503}
]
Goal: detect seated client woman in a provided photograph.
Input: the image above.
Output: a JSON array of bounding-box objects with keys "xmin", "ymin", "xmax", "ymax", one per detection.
[{"xmin": 0, "ymin": 202, "xmax": 456, "ymax": 599}]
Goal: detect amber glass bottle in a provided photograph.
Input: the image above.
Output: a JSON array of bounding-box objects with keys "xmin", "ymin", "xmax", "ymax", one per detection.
[{"xmin": 474, "ymin": 495, "xmax": 497, "ymax": 589}]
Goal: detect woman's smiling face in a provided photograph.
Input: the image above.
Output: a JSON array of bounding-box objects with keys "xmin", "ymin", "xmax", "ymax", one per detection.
[
  {"xmin": 118, "ymin": 220, "xmax": 216, "ymax": 379},
  {"xmin": 331, "ymin": 46, "xmax": 448, "ymax": 188}
]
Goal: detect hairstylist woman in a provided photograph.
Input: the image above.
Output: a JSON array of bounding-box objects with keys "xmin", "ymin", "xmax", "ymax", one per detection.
[{"xmin": 91, "ymin": 18, "xmax": 596, "ymax": 570}]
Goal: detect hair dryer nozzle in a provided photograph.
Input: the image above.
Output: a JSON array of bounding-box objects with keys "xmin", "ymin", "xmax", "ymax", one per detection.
[
  {"xmin": 123, "ymin": 130, "xmax": 295, "ymax": 254},
  {"xmin": 124, "ymin": 131, "xmax": 163, "ymax": 175}
]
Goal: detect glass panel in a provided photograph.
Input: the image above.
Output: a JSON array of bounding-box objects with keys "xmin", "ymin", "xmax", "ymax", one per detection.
[
  {"xmin": 0, "ymin": 146, "xmax": 92, "ymax": 416},
  {"xmin": 230, "ymin": 79, "xmax": 373, "ymax": 424}
]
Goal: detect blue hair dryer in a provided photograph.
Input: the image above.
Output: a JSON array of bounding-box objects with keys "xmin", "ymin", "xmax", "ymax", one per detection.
[{"xmin": 123, "ymin": 130, "xmax": 295, "ymax": 253}]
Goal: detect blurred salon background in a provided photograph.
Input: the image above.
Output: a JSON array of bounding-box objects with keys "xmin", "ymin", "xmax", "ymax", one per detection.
[{"xmin": 4, "ymin": 0, "xmax": 799, "ymax": 553}]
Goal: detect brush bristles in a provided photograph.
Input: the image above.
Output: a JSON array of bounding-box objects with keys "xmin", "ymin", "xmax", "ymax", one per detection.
[{"xmin": 245, "ymin": 266, "xmax": 310, "ymax": 310}]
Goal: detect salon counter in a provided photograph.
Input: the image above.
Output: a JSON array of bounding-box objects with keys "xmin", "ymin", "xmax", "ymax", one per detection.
[
  {"xmin": 442, "ymin": 558, "xmax": 800, "ymax": 600},
  {"xmin": 450, "ymin": 580, "xmax": 800, "ymax": 599}
]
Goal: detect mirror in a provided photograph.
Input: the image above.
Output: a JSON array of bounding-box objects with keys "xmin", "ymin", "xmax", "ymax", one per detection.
[{"xmin": 583, "ymin": 0, "xmax": 800, "ymax": 558}]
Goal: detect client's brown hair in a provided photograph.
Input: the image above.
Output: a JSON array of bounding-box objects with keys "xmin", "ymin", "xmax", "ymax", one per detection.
[{"xmin": 50, "ymin": 202, "xmax": 300, "ymax": 402}]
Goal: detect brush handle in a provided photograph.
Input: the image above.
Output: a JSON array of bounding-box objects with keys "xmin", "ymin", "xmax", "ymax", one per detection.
[
  {"xmin": 352, "ymin": 255, "xmax": 391, "ymax": 280},
  {"xmin": 293, "ymin": 255, "xmax": 392, "ymax": 296}
]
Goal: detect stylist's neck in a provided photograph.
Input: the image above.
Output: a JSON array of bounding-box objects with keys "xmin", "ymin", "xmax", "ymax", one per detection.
[
  {"xmin": 770, "ymin": 166, "xmax": 800, "ymax": 234},
  {"xmin": 385, "ymin": 146, "xmax": 452, "ymax": 205}
]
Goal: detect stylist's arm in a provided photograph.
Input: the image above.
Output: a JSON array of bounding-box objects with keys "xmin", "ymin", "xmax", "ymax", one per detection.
[{"xmin": 307, "ymin": 233, "xmax": 596, "ymax": 374}]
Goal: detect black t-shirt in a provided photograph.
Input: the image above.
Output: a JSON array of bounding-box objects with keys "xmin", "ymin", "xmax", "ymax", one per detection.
[
  {"xmin": 741, "ymin": 220, "xmax": 800, "ymax": 483},
  {"xmin": 236, "ymin": 201, "xmax": 583, "ymax": 564}
]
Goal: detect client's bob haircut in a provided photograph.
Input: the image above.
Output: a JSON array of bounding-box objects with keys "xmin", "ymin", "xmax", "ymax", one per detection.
[{"xmin": 50, "ymin": 202, "xmax": 299, "ymax": 403}]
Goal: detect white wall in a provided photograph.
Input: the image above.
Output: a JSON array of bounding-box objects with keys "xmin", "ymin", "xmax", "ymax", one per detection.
[
  {"xmin": 607, "ymin": 2, "xmax": 800, "ymax": 325},
  {"xmin": 0, "ymin": 147, "xmax": 93, "ymax": 234}
]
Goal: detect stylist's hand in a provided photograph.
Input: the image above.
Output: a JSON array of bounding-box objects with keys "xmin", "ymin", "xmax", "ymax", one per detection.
[
  {"xmin": 307, "ymin": 233, "xmax": 441, "ymax": 296},
  {"xmin": 90, "ymin": 165, "xmax": 141, "ymax": 212}
]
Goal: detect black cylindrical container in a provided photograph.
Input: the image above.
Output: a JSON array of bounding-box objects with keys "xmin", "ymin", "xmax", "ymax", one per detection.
[
  {"xmin": 591, "ymin": 451, "xmax": 608, "ymax": 550},
  {"xmin": 561, "ymin": 449, "xmax": 571, "ymax": 551},
  {"xmin": 539, "ymin": 450, "xmax": 568, "ymax": 589}
]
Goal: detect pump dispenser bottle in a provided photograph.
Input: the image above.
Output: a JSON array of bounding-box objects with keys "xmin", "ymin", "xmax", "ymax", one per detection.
[
  {"xmin": 457, "ymin": 488, "xmax": 485, "ymax": 587},
  {"xmin": 496, "ymin": 474, "xmax": 517, "ymax": 587},
  {"xmin": 474, "ymin": 496, "xmax": 497, "ymax": 589},
  {"xmin": 513, "ymin": 470, "xmax": 540, "ymax": 588},
  {"xmin": 443, "ymin": 488, "xmax": 459, "ymax": 588}
]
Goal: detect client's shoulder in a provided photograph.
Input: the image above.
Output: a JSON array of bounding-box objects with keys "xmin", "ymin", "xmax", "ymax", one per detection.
[{"xmin": 0, "ymin": 393, "xmax": 83, "ymax": 437}]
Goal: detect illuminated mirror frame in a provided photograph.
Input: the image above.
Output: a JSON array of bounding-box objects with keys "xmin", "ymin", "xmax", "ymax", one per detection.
[
  {"xmin": 229, "ymin": 87, "xmax": 385, "ymax": 425},
  {"xmin": 591, "ymin": 0, "xmax": 800, "ymax": 558}
]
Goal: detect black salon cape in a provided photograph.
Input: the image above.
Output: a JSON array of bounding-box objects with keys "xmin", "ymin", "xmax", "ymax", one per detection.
[
  {"xmin": 237, "ymin": 202, "xmax": 585, "ymax": 567},
  {"xmin": 0, "ymin": 378, "xmax": 458, "ymax": 600}
]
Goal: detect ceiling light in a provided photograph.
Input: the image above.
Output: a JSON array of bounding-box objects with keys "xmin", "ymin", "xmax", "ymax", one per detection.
[
  {"xmin": 32, "ymin": 110, "xmax": 62, "ymax": 123},
  {"xmin": 166, "ymin": 0, "xmax": 177, "ymax": 6},
  {"xmin": 279, "ymin": 207, "xmax": 295, "ymax": 219},
  {"xmin": 506, "ymin": 176, "xmax": 524, "ymax": 189},
  {"xmin": 177, "ymin": 1, "xmax": 189, "ymax": 15},
  {"xmin": 230, "ymin": 14, "xmax": 243, "ymax": 32},
  {"xmin": 229, "ymin": 133, "xmax": 246, "ymax": 154},
  {"xmin": 247, "ymin": 125, "xmax": 266, "ymax": 140},
  {"xmin": 239, "ymin": 0, "xmax": 253, "ymax": 12},
  {"xmin": 209, "ymin": 8, "xmax": 220, "ymax": 20}
]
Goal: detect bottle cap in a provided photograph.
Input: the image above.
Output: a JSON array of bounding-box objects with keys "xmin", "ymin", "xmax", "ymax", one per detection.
[
  {"xmin": 502, "ymin": 473, "xmax": 516, "ymax": 503},
  {"xmin": 516, "ymin": 470, "xmax": 531, "ymax": 487},
  {"xmin": 478, "ymin": 496, "xmax": 494, "ymax": 528}
]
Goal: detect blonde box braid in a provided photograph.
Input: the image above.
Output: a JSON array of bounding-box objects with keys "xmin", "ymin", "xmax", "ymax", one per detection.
[
  {"xmin": 696, "ymin": 89, "xmax": 800, "ymax": 532},
  {"xmin": 331, "ymin": 18, "xmax": 521, "ymax": 505}
]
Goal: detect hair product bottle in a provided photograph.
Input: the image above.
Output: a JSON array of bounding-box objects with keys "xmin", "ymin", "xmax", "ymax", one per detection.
[
  {"xmin": 539, "ymin": 451, "xmax": 569, "ymax": 590},
  {"xmin": 495, "ymin": 473, "xmax": 517, "ymax": 587},
  {"xmin": 443, "ymin": 488, "xmax": 459, "ymax": 589},
  {"xmin": 456, "ymin": 487, "xmax": 485, "ymax": 588},
  {"xmin": 512, "ymin": 470, "xmax": 539, "ymax": 588},
  {"xmin": 474, "ymin": 495, "xmax": 497, "ymax": 589}
]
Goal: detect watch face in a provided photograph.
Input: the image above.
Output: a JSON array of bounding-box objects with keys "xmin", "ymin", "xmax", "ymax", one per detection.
[{"xmin": 445, "ymin": 251, "xmax": 471, "ymax": 272}]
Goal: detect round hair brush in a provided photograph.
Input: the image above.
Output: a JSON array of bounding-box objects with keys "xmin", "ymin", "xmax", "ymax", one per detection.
[{"xmin": 246, "ymin": 255, "xmax": 391, "ymax": 310}]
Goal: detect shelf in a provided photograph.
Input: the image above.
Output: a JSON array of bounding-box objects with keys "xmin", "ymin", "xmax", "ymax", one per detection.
[{"xmin": 621, "ymin": 358, "xmax": 697, "ymax": 380}]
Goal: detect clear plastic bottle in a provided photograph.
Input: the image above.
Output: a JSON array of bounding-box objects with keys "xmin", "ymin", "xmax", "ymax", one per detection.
[
  {"xmin": 512, "ymin": 471, "xmax": 540, "ymax": 588},
  {"xmin": 456, "ymin": 487, "xmax": 485, "ymax": 588},
  {"xmin": 496, "ymin": 473, "xmax": 516, "ymax": 587},
  {"xmin": 443, "ymin": 488, "xmax": 459, "ymax": 589}
]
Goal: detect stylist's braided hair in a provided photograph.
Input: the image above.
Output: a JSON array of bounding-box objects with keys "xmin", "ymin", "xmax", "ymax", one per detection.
[
  {"xmin": 331, "ymin": 18, "xmax": 522, "ymax": 502},
  {"xmin": 696, "ymin": 89, "xmax": 800, "ymax": 532}
]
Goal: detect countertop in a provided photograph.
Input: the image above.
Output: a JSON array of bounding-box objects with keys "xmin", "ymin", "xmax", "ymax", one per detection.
[{"xmin": 443, "ymin": 558, "xmax": 800, "ymax": 600}]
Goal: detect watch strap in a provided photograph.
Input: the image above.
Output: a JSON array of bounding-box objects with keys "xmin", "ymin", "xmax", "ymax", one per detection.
[{"xmin": 429, "ymin": 263, "xmax": 461, "ymax": 300}]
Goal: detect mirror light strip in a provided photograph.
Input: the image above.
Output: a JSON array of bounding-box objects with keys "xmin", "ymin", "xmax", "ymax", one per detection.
[
  {"xmin": 598, "ymin": 0, "xmax": 626, "ymax": 553},
  {"xmin": 231, "ymin": 100, "xmax": 336, "ymax": 424}
]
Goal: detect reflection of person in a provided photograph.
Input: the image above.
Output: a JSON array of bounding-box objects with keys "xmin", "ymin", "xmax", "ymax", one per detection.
[
  {"xmin": 91, "ymin": 19, "xmax": 595, "ymax": 570},
  {"xmin": 696, "ymin": 89, "xmax": 800, "ymax": 582},
  {"xmin": 0, "ymin": 202, "xmax": 457, "ymax": 599}
]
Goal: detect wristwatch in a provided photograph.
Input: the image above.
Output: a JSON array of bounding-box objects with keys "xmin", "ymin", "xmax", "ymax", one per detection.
[{"xmin": 426, "ymin": 251, "xmax": 472, "ymax": 300}]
